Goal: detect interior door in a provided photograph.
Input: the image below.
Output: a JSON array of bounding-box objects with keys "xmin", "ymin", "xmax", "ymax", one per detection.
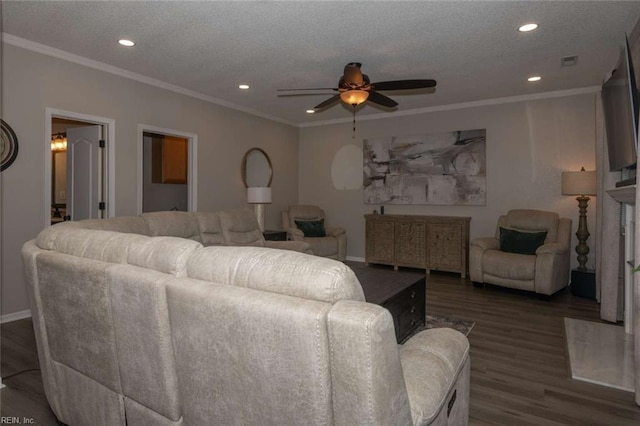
[{"xmin": 66, "ymin": 125, "xmax": 103, "ymax": 220}]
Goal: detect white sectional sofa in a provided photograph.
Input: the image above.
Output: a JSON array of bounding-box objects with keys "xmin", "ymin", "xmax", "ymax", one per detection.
[{"xmin": 21, "ymin": 210, "xmax": 470, "ymax": 425}]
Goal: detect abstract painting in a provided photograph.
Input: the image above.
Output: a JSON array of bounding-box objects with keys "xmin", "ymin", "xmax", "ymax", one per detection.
[{"xmin": 363, "ymin": 129, "xmax": 486, "ymax": 205}]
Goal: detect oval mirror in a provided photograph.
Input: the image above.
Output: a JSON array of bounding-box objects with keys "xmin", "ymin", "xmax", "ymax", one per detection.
[{"xmin": 242, "ymin": 147, "xmax": 272, "ymax": 188}]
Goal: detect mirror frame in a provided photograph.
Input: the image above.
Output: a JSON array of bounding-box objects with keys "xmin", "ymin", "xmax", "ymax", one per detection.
[{"xmin": 241, "ymin": 147, "xmax": 273, "ymax": 188}]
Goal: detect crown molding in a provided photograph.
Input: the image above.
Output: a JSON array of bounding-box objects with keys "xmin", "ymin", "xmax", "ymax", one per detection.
[
  {"xmin": 3, "ymin": 33, "xmax": 601, "ymax": 130},
  {"xmin": 299, "ymin": 86, "xmax": 602, "ymax": 128},
  {"xmin": 2, "ymin": 33, "xmax": 296, "ymax": 127}
]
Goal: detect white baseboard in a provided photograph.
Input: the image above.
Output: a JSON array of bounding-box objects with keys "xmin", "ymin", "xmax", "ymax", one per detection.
[
  {"xmin": 346, "ymin": 256, "xmax": 365, "ymax": 262},
  {"xmin": 1, "ymin": 309, "xmax": 32, "ymax": 324}
]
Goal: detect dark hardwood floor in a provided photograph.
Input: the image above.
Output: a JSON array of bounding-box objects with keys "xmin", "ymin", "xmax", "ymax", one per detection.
[{"xmin": 2, "ymin": 269, "xmax": 639, "ymax": 425}]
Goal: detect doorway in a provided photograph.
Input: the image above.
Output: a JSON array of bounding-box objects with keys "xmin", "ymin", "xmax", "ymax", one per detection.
[
  {"xmin": 137, "ymin": 125, "xmax": 198, "ymax": 213},
  {"xmin": 45, "ymin": 108, "xmax": 115, "ymax": 228}
]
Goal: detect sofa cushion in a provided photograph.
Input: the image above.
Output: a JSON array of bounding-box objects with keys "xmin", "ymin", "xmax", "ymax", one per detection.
[
  {"xmin": 483, "ymin": 249, "xmax": 536, "ymax": 280},
  {"xmin": 218, "ymin": 209, "xmax": 265, "ymax": 247},
  {"xmin": 142, "ymin": 211, "xmax": 202, "ymax": 243},
  {"xmin": 295, "ymin": 218, "xmax": 327, "ymax": 238},
  {"xmin": 128, "ymin": 237, "xmax": 202, "ymax": 277},
  {"xmin": 499, "ymin": 227, "xmax": 547, "ymax": 255},
  {"xmin": 195, "ymin": 211, "xmax": 226, "ymax": 246},
  {"xmin": 66, "ymin": 216, "xmax": 150, "ymax": 235},
  {"xmin": 37, "ymin": 227, "xmax": 148, "ymax": 264},
  {"xmin": 186, "ymin": 246, "xmax": 365, "ymax": 303}
]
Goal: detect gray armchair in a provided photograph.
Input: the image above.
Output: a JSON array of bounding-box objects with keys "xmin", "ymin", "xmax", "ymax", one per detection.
[
  {"xmin": 469, "ymin": 209, "xmax": 572, "ymax": 296},
  {"xmin": 282, "ymin": 205, "xmax": 347, "ymax": 261}
]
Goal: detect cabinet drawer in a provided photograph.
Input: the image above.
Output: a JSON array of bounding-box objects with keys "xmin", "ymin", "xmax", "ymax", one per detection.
[{"xmin": 382, "ymin": 280, "xmax": 426, "ymax": 342}]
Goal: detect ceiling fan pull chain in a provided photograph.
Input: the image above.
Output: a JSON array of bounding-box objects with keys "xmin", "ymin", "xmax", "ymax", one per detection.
[{"xmin": 352, "ymin": 106, "xmax": 356, "ymax": 139}]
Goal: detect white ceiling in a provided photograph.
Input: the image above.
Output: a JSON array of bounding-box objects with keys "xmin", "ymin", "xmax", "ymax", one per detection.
[{"xmin": 3, "ymin": 1, "xmax": 640, "ymax": 126}]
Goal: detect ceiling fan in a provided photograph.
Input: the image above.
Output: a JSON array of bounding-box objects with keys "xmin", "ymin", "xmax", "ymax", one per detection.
[{"xmin": 277, "ymin": 62, "xmax": 437, "ymax": 111}]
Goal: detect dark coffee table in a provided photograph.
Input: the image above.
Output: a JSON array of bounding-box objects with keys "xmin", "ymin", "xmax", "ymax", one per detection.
[{"xmin": 347, "ymin": 261, "xmax": 426, "ymax": 343}]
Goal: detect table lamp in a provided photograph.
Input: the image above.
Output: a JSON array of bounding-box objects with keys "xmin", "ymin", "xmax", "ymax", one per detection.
[
  {"xmin": 247, "ymin": 187, "xmax": 272, "ymax": 231},
  {"xmin": 562, "ymin": 167, "xmax": 596, "ymax": 270}
]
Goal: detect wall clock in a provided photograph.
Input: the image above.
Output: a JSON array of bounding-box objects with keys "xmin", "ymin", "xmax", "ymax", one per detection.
[{"xmin": 0, "ymin": 119, "xmax": 19, "ymax": 171}]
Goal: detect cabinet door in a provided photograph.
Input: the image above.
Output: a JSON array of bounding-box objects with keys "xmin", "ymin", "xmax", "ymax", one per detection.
[
  {"xmin": 395, "ymin": 221, "xmax": 427, "ymax": 268},
  {"xmin": 152, "ymin": 136, "xmax": 188, "ymax": 184},
  {"xmin": 428, "ymin": 223, "xmax": 462, "ymax": 272},
  {"xmin": 366, "ymin": 220, "xmax": 395, "ymax": 264}
]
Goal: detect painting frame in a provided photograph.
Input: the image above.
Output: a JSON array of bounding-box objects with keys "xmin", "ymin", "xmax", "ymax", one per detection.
[{"xmin": 363, "ymin": 128, "xmax": 486, "ymax": 206}]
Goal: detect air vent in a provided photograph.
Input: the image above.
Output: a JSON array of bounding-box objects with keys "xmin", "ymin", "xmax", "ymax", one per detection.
[{"xmin": 561, "ymin": 55, "xmax": 578, "ymax": 67}]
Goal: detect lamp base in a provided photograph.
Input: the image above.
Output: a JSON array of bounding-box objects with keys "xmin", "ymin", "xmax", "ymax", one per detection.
[
  {"xmin": 254, "ymin": 204, "xmax": 265, "ymax": 232},
  {"xmin": 570, "ymin": 268, "xmax": 596, "ymax": 299}
]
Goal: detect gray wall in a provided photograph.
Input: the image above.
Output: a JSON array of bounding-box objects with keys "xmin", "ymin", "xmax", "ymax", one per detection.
[
  {"xmin": 298, "ymin": 93, "xmax": 597, "ymax": 269},
  {"xmin": 1, "ymin": 44, "xmax": 299, "ymax": 317}
]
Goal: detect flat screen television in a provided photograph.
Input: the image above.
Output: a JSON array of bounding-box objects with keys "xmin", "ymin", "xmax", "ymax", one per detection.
[{"xmin": 602, "ymin": 34, "xmax": 639, "ymax": 173}]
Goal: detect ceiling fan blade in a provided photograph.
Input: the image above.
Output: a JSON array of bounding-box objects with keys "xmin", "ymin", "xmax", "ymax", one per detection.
[
  {"xmin": 367, "ymin": 91, "xmax": 398, "ymax": 108},
  {"xmin": 372, "ymin": 79, "xmax": 437, "ymax": 91},
  {"xmin": 314, "ymin": 94, "xmax": 342, "ymax": 110},
  {"xmin": 277, "ymin": 93, "xmax": 335, "ymax": 98},
  {"xmin": 277, "ymin": 87, "xmax": 337, "ymax": 91}
]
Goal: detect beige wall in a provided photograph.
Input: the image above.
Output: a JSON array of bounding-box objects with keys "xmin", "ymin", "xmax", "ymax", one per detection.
[
  {"xmin": 298, "ymin": 93, "xmax": 598, "ymax": 269},
  {"xmin": 1, "ymin": 44, "xmax": 299, "ymax": 317}
]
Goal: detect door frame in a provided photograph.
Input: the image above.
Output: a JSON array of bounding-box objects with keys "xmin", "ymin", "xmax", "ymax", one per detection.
[
  {"xmin": 137, "ymin": 124, "xmax": 198, "ymax": 214},
  {"xmin": 44, "ymin": 108, "xmax": 116, "ymax": 228}
]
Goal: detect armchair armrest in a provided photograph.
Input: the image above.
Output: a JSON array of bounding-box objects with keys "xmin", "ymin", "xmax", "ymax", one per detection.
[
  {"xmin": 536, "ymin": 242, "xmax": 567, "ymax": 255},
  {"xmin": 264, "ymin": 240, "xmax": 313, "ymax": 254},
  {"xmin": 325, "ymin": 226, "xmax": 345, "ymax": 237},
  {"xmin": 285, "ymin": 227, "xmax": 305, "ymax": 241},
  {"xmin": 470, "ymin": 237, "xmax": 499, "ymax": 252}
]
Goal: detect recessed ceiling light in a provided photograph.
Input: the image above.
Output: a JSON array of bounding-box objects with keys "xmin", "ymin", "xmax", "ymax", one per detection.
[
  {"xmin": 118, "ymin": 39, "xmax": 135, "ymax": 47},
  {"xmin": 238, "ymin": 84, "xmax": 250, "ymax": 90},
  {"xmin": 528, "ymin": 76, "xmax": 542, "ymax": 82},
  {"xmin": 518, "ymin": 23, "xmax": 538, "ymax": 32},
  {"xmin": 306, "ymin": 109, "xmax": 315, "ymax": 114}
]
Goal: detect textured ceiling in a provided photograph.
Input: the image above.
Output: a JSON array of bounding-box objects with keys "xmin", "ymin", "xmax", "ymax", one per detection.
[{"xmin": 3, "ymin": 1, "xmax": 640, "ymax": 125}]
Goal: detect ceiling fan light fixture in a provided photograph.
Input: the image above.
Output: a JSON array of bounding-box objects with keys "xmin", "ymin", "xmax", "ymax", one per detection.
[{"xmin": 340, "ymin": 90, "xmax": 369, "ymax": 106}]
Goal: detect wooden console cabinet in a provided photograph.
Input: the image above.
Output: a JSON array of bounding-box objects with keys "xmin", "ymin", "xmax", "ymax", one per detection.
[{"xmin": 365, "ymin": 214, "xmax": 471, "ymax": 277}]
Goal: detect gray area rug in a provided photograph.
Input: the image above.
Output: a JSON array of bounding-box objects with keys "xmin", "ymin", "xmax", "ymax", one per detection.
[{"xmin": 401, "ymin": 314, "xmax": 475, "ymax": 344}]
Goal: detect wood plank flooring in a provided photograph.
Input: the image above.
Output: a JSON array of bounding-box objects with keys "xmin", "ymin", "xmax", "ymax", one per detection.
[{"xmin": 1, "ymin": 269, "xmax": 639, "ymax": 425}]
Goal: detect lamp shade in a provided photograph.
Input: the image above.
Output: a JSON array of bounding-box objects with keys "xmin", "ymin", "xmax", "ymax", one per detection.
[
  {"xmin": 247, "ymin": 187, "xmax": 272, "ymax": 204},
  {"xmin": 562, "ymin": 168, "xmax": 596, "ymax": 196}
]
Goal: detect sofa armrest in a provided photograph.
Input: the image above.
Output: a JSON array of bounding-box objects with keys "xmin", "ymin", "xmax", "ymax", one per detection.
[
  {"xmin": 470, "ymin": 237, "xmax": 499, "ymax": 252},
  {"xmin": 400, "ymin": 328, "xmax": 470, "ymax": 425},
  {"xmin": 264, "ymin": 240, "xmax": 313, "ymax": 254},
  {"xmin": 325, "ymin": 226, "xmax": 345, "ymax": 237}
]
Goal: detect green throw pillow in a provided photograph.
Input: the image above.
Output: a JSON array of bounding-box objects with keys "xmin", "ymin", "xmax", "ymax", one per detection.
[
  {"xmin": 295, "ymin": 219, "xmax": 326, "ymax": 238},
  {"xmin": 499, "ymin": 227, "xmax": 547, "ymax": 255}
]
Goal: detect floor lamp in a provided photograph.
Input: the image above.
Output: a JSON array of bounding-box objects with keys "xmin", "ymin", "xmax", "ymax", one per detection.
[
  {"xmin": 247, "ymin": 187, "xmax": 272, "ymax": 231},
  {"xmin": 562, "ymin": 167, "xmax": 597, "ymax": 270}
]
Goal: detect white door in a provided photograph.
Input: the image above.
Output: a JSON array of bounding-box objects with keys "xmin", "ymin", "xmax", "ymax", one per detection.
[{"xmin": 66, "ymin": 125, "xmax": 103, "ymax": 220}]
